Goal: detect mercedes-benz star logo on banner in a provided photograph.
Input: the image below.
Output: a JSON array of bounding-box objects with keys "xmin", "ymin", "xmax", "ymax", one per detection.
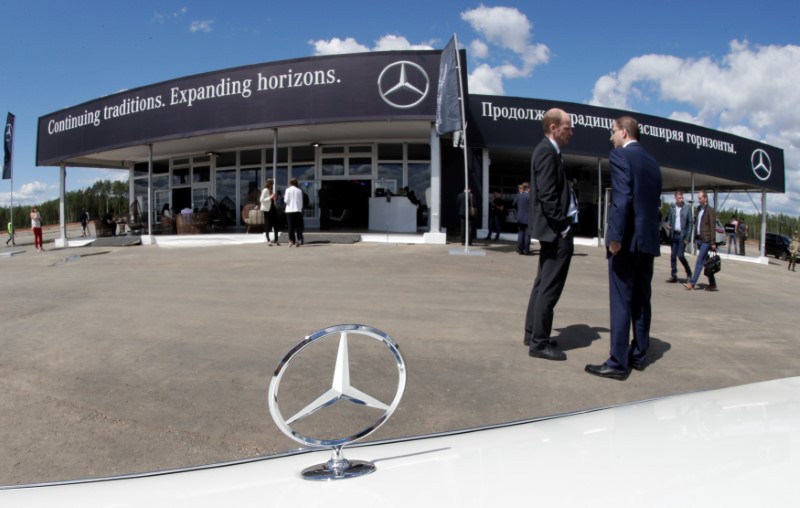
[
  {"xmin": 377, "ymin": 61, "xmax": 430, "ymax": 109},
  {"xmin": 268, "ymin": 324, "xmax": 406, "ymax": 481},
  {"xmin": 751, "ymin": 149, "xmax": 772, "ymax": 181}
]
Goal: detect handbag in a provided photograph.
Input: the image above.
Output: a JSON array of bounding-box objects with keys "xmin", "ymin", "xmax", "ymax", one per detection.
[{"xmin": 703, "ymin": 252, "xmax": 721, "ymax": 276}]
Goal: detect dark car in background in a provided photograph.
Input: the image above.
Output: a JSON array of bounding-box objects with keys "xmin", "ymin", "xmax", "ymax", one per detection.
[{"xmin": 764, "ymin": 232, "xmax": 798, "ymax": 260}]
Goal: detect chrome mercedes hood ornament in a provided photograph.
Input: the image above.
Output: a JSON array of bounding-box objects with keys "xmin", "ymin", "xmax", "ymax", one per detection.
[{"xmin": 268, "ymin": 324, "xmax": 406, "ymax": 480}]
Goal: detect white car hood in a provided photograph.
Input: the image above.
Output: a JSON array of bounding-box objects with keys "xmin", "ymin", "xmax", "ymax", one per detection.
[{"xmin": 2, "ymin": 377, "xmax": 799, "ymax": 507}]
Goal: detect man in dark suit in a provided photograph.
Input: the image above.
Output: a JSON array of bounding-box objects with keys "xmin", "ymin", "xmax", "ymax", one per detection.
[
  {"xmin": 586, "ymin": 116, "xmax": 662, "ymax": 380},
  {"xmin": 524, "ymin": 108, "xmax": 575, "ymax": 361}
]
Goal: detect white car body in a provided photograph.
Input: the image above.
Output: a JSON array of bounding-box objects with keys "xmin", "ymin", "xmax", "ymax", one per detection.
[{"xmin": 2, "ymin": 377, "xmax": 798, "ymax": 507}]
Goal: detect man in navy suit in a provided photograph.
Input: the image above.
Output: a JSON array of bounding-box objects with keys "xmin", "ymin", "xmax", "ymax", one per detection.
[
  {"xmin": 524, "ymin": 108, "xmax": 576, "ymax": 361},
  {"xmin": 586, "ymin": 116, "xmax": 662, "ymax": 380}
]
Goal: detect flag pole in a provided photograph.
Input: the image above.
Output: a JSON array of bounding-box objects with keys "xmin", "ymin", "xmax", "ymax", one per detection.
[
  {"xmin": 452, "ymin": 34, "xmax": 484, "ymax": 256},
  {"xmin": 3, "ymin": 112, "xmax": 20, "ymax": 256}
]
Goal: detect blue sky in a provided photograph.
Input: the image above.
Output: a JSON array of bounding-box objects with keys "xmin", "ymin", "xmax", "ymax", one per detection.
[{"xmin": 2, "ymin": 1, "xmax": 799, "ymax": 215}]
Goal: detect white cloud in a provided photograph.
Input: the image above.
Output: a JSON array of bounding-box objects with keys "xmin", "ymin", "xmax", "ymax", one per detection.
[
  {"xmin": 469, "ymin": 39, "xmax": 489, "ymax": 59},
  {"xmin": 310, "ymin": 37, "xmax": 370, "ymax": 55},
  {"xmin": 0, "ymin": 181, "xmax": 54, "ymax": 207},
  {"xmin": 307, "ymin": 7, "xmax": 547, "ymax": 95},
  {"xmin": 469, "ymin": 63, "xmax": 506, "ymax": 95},
  {"xmin": 309, "ymin": 34, "xmax": 434, "ymax": 56},
  {"xmin": 460, "ymin": 5, "xmax": 549, "ymax": 96},
  {"xmin": 590, "ymin": 40, "xmax": 800, "ymax": 215},
  {"xmin": 190, "ymin": 20, "xmax": 214, "ymax": 33},
  {"xmin": 153, "ymin": 7, "xmax": 188, "ymax": 24}
]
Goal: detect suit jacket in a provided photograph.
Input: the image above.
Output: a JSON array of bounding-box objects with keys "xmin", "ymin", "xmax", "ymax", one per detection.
[
  {"xmin": 695, "ymin": 204, "xmax": 717, "ymax": 243},
  {"xmin": 515, "ymin": 191, "xmax": 530, "ymax": 225},
  {"xmin": 528, "ymin": 137, "xmax": 570, "ymax": 242},
  {"xmin": 666, "ymin": 202, "xmax": 693, "ymax": 242},
  {"xmin": 606, "ymin": 142, "xmax": 662, "ymax": 256}
]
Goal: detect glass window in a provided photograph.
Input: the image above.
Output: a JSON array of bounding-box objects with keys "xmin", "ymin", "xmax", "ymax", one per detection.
[
  {"xmin": 155, "ymin": 190, "xmax": 170, "ymax": 222},
  {"xmin": 172, "ymin": 168, "xmax": 190, "ymax": 186},
  {"xmin": 173, "ymin": 157, "xmax": 190, "ymax": 166},
  {"xmin": 133, "ymin": 179, "xmax": 150, "ymax": 224},
  {"xmin": 378, "ymin": 144, "xmax": 403, "ymax": 160},
  {"xmin": 349, "ymin": 157, "xmax": 372, "ymax": 176},
  {"xmin": 152, "ymin": 174, "xmax": 169, "ymax": 191},
  {"xmin": 193, "ymin": 166, "xmax": 210, "ymax": 183},
  {"xmin": 240, "ymin": 168, "xmax": 261, "ymax": 206},
  {"xmin": 407, "ymin": 143, "xmax": 430, "ymax": 160},
  {"xmin": 407, "ymin": 163, "xmax": 431, "ymax": 206},
  {"xmin": 292, "ymin": 164, "xmax": 315, "ymax": 181},
  {"xmin": 378, "ymin": 163, "xmax": 403, "ymax": 186},
  {"xmin": 349, "ymin": 145, "xmax": 372, "ymax": 153},
  {"xmin": 153, "ymin": 161, "xmax": 169, "ymax": 174},
  {"xmin": 216, "ymin": 151, "xmax": 236, "ymax": 167},
  {"xmin": 299, "ymin": 181, "xmax": 319, "ymax": 218},
  {"xmin": 292, "ymin": 145, "xmax": 315, "ymax": 162},
  {"xmin": 240, "ymin": 149, "xmax": 262, "ymax": 166},
  {"xmin": 193, "ymin": 187, "xmax": 210, "ymax": 211},
  {"xmin": 275, "ymin": 166, "xmax": 288, "ymax": 191},
  {"xmin": 193, "ymin": 155, "xmax": 211, "ymax": 164},
  {"xmin": 216, "ymin": 169, "xmax": 236, "ymax": 204},
  {"xmin": 321, "ymin": 146, "xmax": 343, "ymax": 154},
  {"xmin": 321, "ymin": 158, "xmax": 344, "ymax": 176},
  {"xmin": 266, "ymin": 147, "xmax": 288, "ymax": 163},
  {"xmin": 133, "ymin": 163, "xmax": 148, "ymax": 178}
]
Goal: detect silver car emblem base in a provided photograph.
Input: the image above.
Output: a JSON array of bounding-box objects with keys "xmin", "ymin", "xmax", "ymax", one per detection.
[{"xmin": 301, "ymin": 447, "xmax": 376, "ymax": 481}]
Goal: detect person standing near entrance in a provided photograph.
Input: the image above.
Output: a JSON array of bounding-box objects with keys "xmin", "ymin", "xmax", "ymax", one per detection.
[
  {"xmin": 585, "ymin": 116, "xmax": 662, "ymax": 380},
  {"xmin": 665, "ymin": 190, "xmax": 693, "ymax": 283},
  {"xmin": 514, "ymin": 182, "xmax": 531, "ymax": 255},
  {"xmin": 318, "ymin": 183, "xmax": 330, "ymax": 231},
  {"xmin": 685, "ymin": 190, "xmax": 718, "ymax": 291},
  {"xmin": 485, "ymin": 191, "xmax": 504, "ymax": 241},
  {"xmin": 726, "ymin": 215, "xmax": 739, "ymax": 255},
  {"xmin": 260, "ymin": 179, "xmax": 280, "ymax": 246},
  {"xmin": 284, "ymin": 178, "xmax": 304, "ymax": 247},
  {"xmin": 523, "ymin": 108, "xmax": 574, "ymax": 361}
]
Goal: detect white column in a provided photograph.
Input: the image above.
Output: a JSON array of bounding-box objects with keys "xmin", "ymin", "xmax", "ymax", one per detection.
[{"xmin": 423, "ymin": 124, "xmax": 446, "ymax": 244}]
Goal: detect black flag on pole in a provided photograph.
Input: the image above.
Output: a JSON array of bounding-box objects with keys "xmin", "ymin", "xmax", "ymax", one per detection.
[
  {"xmin": 435, "ymin": 36, "xmax": 462, "ymax": 135},
  {"xmin": 3, "ymin": 113, "xmax": 14, "ymax": 180}
]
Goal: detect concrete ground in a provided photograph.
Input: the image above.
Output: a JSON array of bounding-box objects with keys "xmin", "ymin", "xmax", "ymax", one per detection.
[{"xmin": 1, "ymin": 231, "xmax": 798, "ymax": 486}]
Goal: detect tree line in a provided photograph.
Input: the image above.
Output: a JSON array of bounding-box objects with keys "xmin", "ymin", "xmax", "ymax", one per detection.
[
  {"xmin": 1, "ymin": 180, "xmax": 128, "ymax": 229},
  {"xmin": 661, "ymin": 203, "xmax": 800, "ymax": 242}
]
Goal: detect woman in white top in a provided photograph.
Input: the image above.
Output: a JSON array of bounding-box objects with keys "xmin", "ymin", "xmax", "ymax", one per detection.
[
  {"xmin": 30, "ymin": 206, "xmax": 44, "ymax": 251},
  {"xmin": 259, "ymin": 179, "xmax": 280, "ymax": 246}
]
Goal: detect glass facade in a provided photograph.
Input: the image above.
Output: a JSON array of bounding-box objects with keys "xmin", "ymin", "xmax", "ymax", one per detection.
[{"xmin": 132, "ymin": 142, "xmax": 431, "ymax": 232}]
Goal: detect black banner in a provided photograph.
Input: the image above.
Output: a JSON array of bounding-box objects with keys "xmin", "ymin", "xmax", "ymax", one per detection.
[
  {"xmin": 3, "ymin": 112, "xmax": 13, "ymax": 180},
  {"xmin": 37, "ymin": 51, "xmax": 441, "ymax": 166},
  {"xmin": 468, "ymin": 95, "xmax": 785, "ymax": 192},
  {"xmin": 435, "ymin": 36, "xmax": 462, "ymax": 135}
]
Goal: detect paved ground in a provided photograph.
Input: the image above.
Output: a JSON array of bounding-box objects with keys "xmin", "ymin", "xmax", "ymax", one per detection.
[{"xmin": 1, "ymin": 232, "xmax": 798, "ymax": 485}]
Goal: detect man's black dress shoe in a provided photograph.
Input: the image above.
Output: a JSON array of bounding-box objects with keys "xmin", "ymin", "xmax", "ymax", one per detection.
[
  {"xmin": 630, "ymin": 361, "xmax": 646, "ymax": 371},
  {"xmin": 529, "ymin": 344, "xmax": 566, "ymax": 361},
  {"xmin": 665, "ymin": 277, "xmax": 678, "ymax": 283},
  {"xmin": 585, "ymin": 363, "xmax": 629, "ymax": 380}
]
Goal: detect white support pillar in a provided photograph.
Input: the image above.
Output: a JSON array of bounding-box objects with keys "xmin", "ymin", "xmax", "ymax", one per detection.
[
  {"xmin": 760, "ymin": 190, "xmax": 767, "ymax": 258},
  {"xmin": 56, "ymin": 163, "xmax": 67, "ymax": 247},
  {"xmin": 423, "ymin": 123, "xmax": 446, "ymax": 244},
  {"xmin": 481, "ymin": 149, "xmax": 490, "ymax": 235}
]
